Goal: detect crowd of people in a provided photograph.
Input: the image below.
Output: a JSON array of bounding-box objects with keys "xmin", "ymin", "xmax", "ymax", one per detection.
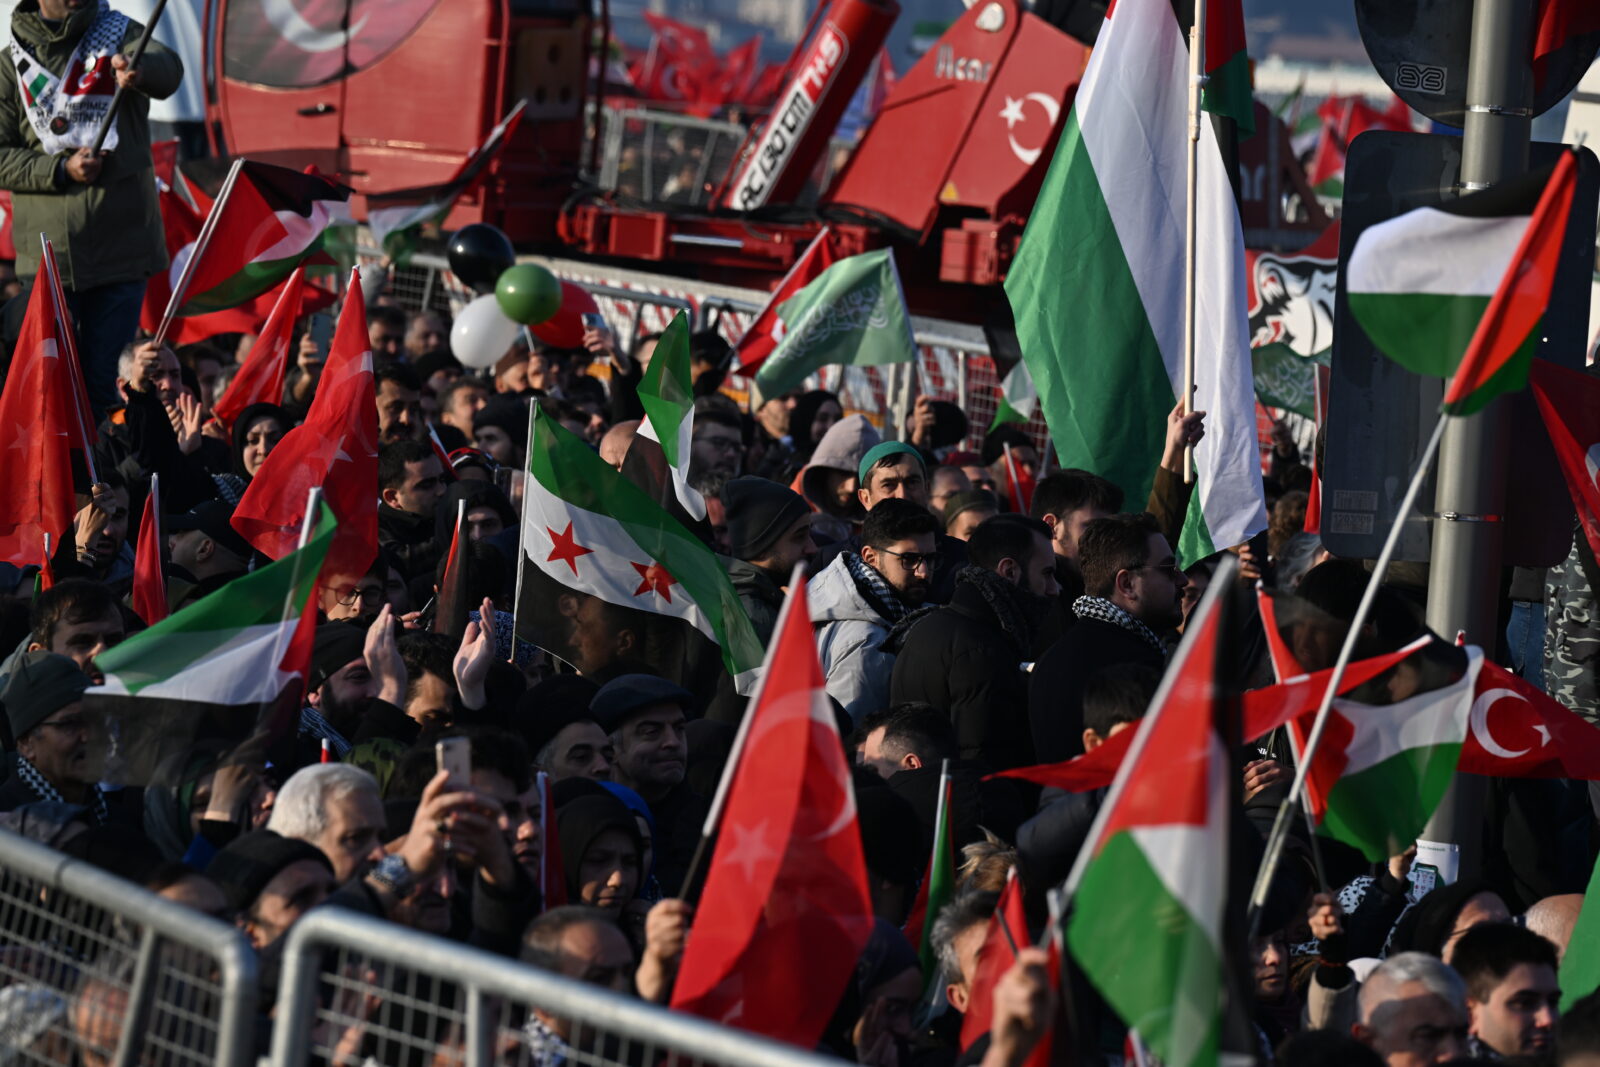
[{"xmin": 2, "ymin": 1, "xmax": 1600, "ymax": 1064}]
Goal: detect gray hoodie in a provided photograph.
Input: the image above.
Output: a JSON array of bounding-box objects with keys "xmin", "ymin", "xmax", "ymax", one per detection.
[
  {"xmin": 808, "ymin": 553, "xmax": 896, "ymax": 724},
  {"xmin": 800, "ymin": 415, "xmax": 880, "ymax": 546}
]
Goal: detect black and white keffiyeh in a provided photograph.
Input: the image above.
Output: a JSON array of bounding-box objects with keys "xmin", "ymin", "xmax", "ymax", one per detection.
[
  {"xmin": 14, "ymin": 754, "xmax": 109, "ymax": 825},
  {"xmin": 1072, "ymin": 595, "xmax": 1168, "ymax": 655}
]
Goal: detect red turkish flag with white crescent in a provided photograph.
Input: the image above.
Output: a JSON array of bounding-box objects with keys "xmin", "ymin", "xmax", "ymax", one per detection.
[
  {"xmin": 671, "ymin": 570, "xmax": 874, "ymax": 1048},
  {"xmin": 1458, "ymin": 657, "xmax": 1600, "ymax": 779}
]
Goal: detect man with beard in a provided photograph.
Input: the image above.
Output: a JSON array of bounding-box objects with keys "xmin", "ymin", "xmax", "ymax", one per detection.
[
  {"xmin": 0, "ymin": 651, "xmax": 130, "ymax": 825},
  {"xmin": 296, "ymin": 613, "xmax": 413, "ymax": 762},
  {"xmin": 1028, "ymin": 512, "xmax": 1186, "ymax": 763},
  {"xmin": 889, "ymin": 515, "xmax": 1059, "ymax": 770}
]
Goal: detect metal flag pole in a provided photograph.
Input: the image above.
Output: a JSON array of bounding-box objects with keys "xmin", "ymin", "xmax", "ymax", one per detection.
[
  {"xmin": 154, "ymin": 157, "xmax": 245, "ymax": 349},
  {"xmin": 89, "ymin": 0, "xmax": 170, "ymax": 154},
  {"xmin": 1180, "ymin": 0, "xmax": 1209, "ymax": 485},
  {"xmin": 1245, "ymin": 411, "xmax": 1449, "ymax": 931}
]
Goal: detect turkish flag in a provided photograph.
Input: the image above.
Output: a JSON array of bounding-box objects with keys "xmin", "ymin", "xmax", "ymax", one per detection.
[
  {"xmin": 671, "ymin": 571, "xmax": 874, "ymax": 1047},
  {"xmin": 959, "ymin": 872, "xmax": 1028, "ymax": 1049},
  {"xmin": 212, "ymin": 267, "xmax": 308, "ymax": 431},
  {"xmin": 1003, "ymin": 444, "xmax": 1036, "ymax": 514},
  {"xmin": 0, "ymin": 274, "xmax": 74, "ymax": 566},
  {"xmin": 1459, "ymin": 658, "xmax": 1600, "ymax": 779},
  {"xmin": 733, "ymin": 228, "xmax": 838, "ymax": 378},
  {"xmin": 233, "ymin": 270, "xmax": 378, "ymax": 579},
  {"xmin": 131, "ymin": 476, "xmax": 167, "ymax": 625},
  {"xmin": 1530, "ymin": 360, "xmax": 1600, "ymax": 566}
]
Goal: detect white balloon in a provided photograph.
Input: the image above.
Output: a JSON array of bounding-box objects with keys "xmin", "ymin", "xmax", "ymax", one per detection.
[{"xmin": 451, "ymin": 294, "xmax": 521, "ymax": 369}]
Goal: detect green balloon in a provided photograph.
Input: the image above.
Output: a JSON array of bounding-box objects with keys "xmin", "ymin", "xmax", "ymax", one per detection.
[{"xmin": 494, "ymin": 263, "xmax": 563, "ymax": 325}]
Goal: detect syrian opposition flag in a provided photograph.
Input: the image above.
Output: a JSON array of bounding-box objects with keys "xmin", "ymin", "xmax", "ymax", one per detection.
[
  {"xmin": 1348, "ymin": 151, "xmax": 1577, "ymax": 415},
  {"xmin": 365, "ymin": 101, "xmax": 526, "ymax": 265},
  {"xmin": 85, "ymin": 503, "xmax": 337, "ymax": 780},
  {"xmin": 1530, "ymin": 360, "xmax": 1600, "ymax": 564},
  {"xmin": 0, "ymin": 267, "xmax": 74, "ymax": 566},
  {"xmin": 751, "ymin": 248, "xmax": 917, "ymax": 397},
  {"xmin": 1005, "ymin": 0, "xmax": 1266, "ymax": 565},
  {"xmin": 211, "ymin": 267, "xmax": 309, "ymax": 430},
  {"xmin": 733, "ymin": 227, "xmax": 838, "ymax": 378},
  {"xmin": 671, "ymin": 570, "xmax": 874, "ymax": 1047},
  {"xmin": 131, "ymin": 475, "xmax": 167, "ymax": 626},
  {"xmin": 990, "ymin": 360, "xmax": 1038, "ymax": 431},
  {"xmin": 515, "ymin": 403, "xmax": 765, "ymax": 690},
  {"xmin": 233, "ymin": 271, "xmax": 379, "ymax": 580},
  {"xmin": 172, "ymin": 161, "xmax": 353, "ymax": 317},
  {"xmin": 1065, "ymin": 567, "xmax": 1230, "ymax": 1067},
  {"xmin": 633, "ymin": 312, "xmax": 707, "ymax": 521}
]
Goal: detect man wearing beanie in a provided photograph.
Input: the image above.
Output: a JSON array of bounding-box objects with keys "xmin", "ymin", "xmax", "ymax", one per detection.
[
  {"xmin": 473, "ymin": 394, "xmax": 529, "ymax": 469},
  {"xmin": 296, "ymin": 616, "xmax": 411, "ymax": 765},
  {"xmin": 721, "ymin": 476, "xmax": 814, "ymax": 643},
  {"xmin": 0, "ymin": 652, "xmax": 119, "ymax": 824},
  {"xmin": 206, "ymin": 830, "xmax": 336, "ymax": 949}
]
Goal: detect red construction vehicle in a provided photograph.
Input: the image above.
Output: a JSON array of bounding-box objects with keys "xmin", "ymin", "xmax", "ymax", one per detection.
[{"xmin": 206, "ymin": 0, "xmax": 1324, "ymax": 325}]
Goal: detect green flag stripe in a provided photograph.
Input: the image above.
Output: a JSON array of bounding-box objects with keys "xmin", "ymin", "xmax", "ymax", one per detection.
[
  {"xmin": 526, "ymin": 411, "xmax": 764, "ymax": 675},
  {"xmin": 1202, "ymin": 49, "xmax": 1254, "ymax": 134},
  {"xmin": 1320, "ymin": 742, "xmax": 1463, "ymax": 862},
  {"xmin": 1348, "ymin": 292, "xmax": 1495, "ymax": 379},
  {"xmin": 1068, "ymin": 832, "xmax": 1222, "ymax": 1067},
  {"xmin": 639, "ymin": 313, "xmax": 694, "ymax": 469},
  {"xmin": 179, "ymin": 248, "xmax": 327, "ymax": 316},
  {"xmin": 1443, "ymin": 329, "xmax": 1538, "ymax": 416}
]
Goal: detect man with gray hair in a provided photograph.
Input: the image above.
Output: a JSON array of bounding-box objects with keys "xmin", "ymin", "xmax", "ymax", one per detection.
[
  {"xmin": 1353, "ymin": 951, "xmax": 1470, "ymax": 1067},
  {"xmin": 929, "ymin": 887, "xmax": 1001, "ymax": 1019},
  {"xmin": 266, "ymin": 763, "xmax": 387, "ymax": 883}
]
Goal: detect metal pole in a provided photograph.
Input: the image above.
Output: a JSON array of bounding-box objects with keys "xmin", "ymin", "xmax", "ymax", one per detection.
[
  {"xmin": 90, "ymin": 0, "xmax": 169, "ymax": 154},
  {"xmin": 1180, "ymin": 0, "xmax": 1207, "ymax": 485},
  {"xmin": 1420, "ymin": 0, "xmax": 1533, "ymax": 881}
]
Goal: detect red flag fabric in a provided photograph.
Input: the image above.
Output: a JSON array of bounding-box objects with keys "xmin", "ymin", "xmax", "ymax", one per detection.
[
  {"xmin": 131, "ymin": 478, "xmax": 167, "ymax": 625},
  {"xmin": 233, "ymin": 272, "xmax": 379, "ymax": 579},
  {"xmin": 638, "ymin": 13, "xmax": 718, "ymax": 102},
  {"xmin": 694, "ymin": 35, "xmax": 763, "ymax": 115},
  {"xmin": 1534, "ymin": 0, "xmax": 1600, "ymax": 94},
  {"xmin": 1004, "ymin": 445, "xmax": 1035, "ymax": 514},
  {"xmin": 538, "ymin": 772, "xmax": 567, "ymax": 909},
  {"xmin": 141, "ymin": 183, "xmax": 264, "ymax": 345},
  {"xmin": 35, "ymin": 539, "xmax": 54, "ymax": 593},
  {"xmin": 0, "ymin": 190, "xmax": 14, "ymax": 260},
  {"xmin": 959, "ymin": 871, "xmax": 1027, "ymax": 1050},
  {"xmin": 1459, "ymin": 658, "xmax": 1600, "ymax": 779},
  {"xmin": 433, "ymin": 502, "xmax": 469, "ymax": 642},
  {"xmin": 671, "ymin": 572, "xmax": 874, "ymax": 1046},
  {"xmin": 733, "ymin": 228, "xmax": 839, "ymax": 377},
  {"xmin": 0, "ymin": 275, "xmax": 74, "ymax": 566},
  {"xmin": 212, "ymin": 267, "xmax": 308, "ymax": 430},
  {"xmin": 1530, "ymin": 359, "xmax": 1600, "ymax": 564}
]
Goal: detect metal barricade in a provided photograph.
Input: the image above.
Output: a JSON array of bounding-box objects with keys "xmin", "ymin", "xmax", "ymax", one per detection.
[
  {"xmin": 0, "ymin": 828, "xmax": 257, "ymax": 1067},
  {"xmin": 271, "ymin": 908, "xmax": 848, "ymax": 1067}
]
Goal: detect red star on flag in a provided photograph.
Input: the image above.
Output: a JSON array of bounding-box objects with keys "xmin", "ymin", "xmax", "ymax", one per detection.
[
  {"xmin": 632, "ymin": 560, "xmax": 678, "ymax": 602},
  {"xmin": 546, "ymin": 522, "xmax": 594, "ymax": 576}
]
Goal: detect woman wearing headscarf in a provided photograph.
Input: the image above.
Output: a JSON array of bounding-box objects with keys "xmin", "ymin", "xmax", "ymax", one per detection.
[
  {"xmin": 556, "ymin": 792, "xmax": 645, "ymax": 921},
  {"xmin": 599, "ymin": 780, "xmax": 661, "ymax": 903},
  {"xmin": 210, "ymin": 402, "xmax": 290, "ymax": 504}
]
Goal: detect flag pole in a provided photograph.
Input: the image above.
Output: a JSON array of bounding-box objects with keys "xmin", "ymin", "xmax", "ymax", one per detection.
[
  {"xmin": 674, "ymin": 561, "xmax": 798, "ymax": 900},
  {"xmin": 154, "ymin": 157, "xmax": 245, "ymax": 349},
  {"xmin": 509, "ymin": 400, "xmax": 536, "ymax": 664},
  {"xmin": 1245, "ymin": 411, "xmax": 1449, "ymax": 932},
  {"xmin": 89, "ymin": 0, "xmax": 169, "ymax": 153},
  {"xmin": 1180, "ymin": 0, "xmax": 1208, "ymax": 485},
  {"xmin": 40, "ymin": 235, "xmax": 98, "ymax": 484}
]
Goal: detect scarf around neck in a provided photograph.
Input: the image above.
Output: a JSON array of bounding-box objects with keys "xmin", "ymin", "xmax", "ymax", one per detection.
[{"xmin": 1072, "ymin": 595, "xmax": 1168, "ymax": 655}]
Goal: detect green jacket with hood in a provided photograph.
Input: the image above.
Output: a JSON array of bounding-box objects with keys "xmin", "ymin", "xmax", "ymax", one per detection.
[{"xmin": 0, "ymin": 0, "xmax": 181, "ymax": 289}]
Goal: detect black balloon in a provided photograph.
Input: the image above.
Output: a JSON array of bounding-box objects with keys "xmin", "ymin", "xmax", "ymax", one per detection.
[{"xmin": 447, "ymin": 223, "xmax": 517, "ymax": 293}]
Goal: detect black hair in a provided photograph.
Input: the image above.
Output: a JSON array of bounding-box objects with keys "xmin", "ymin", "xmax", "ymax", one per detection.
[
  {"xmin": 378, "ymin": 438, "xmax": 437, "ymax": 491},
  {"xmin": 1450, "ymin": 922, "xmax": 1559, "ymax": 1004},
  {"xmin": 980, "ymin": 424, "xmax": 1033, "ymax": 467},
  {"xmin": 861, "ymin": 498, "xmax": 939, "ymax": 551},
  {"xmin": 965, "ymin": 514, "xmax": 1051, "ymax": 573},
  {"xmin": 1082, "ymin": 663, "xmax": 1161, "ymax": 740},
  {"xmin": 1030, "ymin": 468, "xmax": 1124, "ymax": 522},
  {"xmin": 1078, "ymin": 512, "xmax": 1161, "ymax": 599},
  {"xmin": 368, "ymin": 305, "xmax": 407, "ymax": 332},
  {"xmin": 853, "ymin": 702, "xmax": 957, "ymax": 764},
  {"xmin": 30, "ymin": 578, "xmax": 118, "ymax": 648},
  {"xmin": 1561, "ymin": 990, "xmax": 1600, "ymax": 1061},
  {"xmin": 374, "ymin": 361, "xmax": 421, "ymax": 393}
]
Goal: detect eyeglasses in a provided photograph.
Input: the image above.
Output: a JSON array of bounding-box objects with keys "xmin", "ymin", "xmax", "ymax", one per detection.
[
  {"xmin": 878, "ymin": 548, "xmax": 942, "ymax": 573},
  {"xmin": 335, "ymin": 585, "xmax": 385, "ymax": 607}
]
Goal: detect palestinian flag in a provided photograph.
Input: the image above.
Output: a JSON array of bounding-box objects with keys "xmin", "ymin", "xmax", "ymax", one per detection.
[
  {"xmin": 172, "ymin": 161, "xmax": 353, "ymax": 317},
  {"xmin": 515, "ymin": 404, "xmax": 764, "ymax": 691},
  {"xmin": 751, "ymin": 248, "xmax": 917, "ymax": 397},
  {"xmin": 365, "ymin": 101, "xmax": 526, "ymax": 265},
  {"xmin": 1303, "ymin": 650, "xmax": 1482, "ymax": 862},
  {"xmin": 901, "ymin": 769, "xmax": 954, "ymax": 993},
  {"xmin": 632, "ymin": 312, "xmax": 707, "ymax": 522},
  {"xmin": 1066, "ymin": 569, "xmax": 1229, "ymax": 1067},
  {"xmin": 1348, "ymin": 151, "xmax": 1577, "ymax": 415},
  {"xmin": 84, "ymin": 503, "xmax": 336, "ymax": 781},
  {"xmin": 1201, "ymin": 0, "xmax": 1252, "ymax": 134},
  {"xmin": 989, "ymin": 360, "xmax": 1037, "ymax": 431},
  {"xmin": 1005, "ymin": 0, "xmax": 1266, "ymax": 566}
]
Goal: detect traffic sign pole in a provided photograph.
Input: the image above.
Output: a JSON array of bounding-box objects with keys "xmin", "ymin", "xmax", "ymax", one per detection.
[{"xmin": 1420, "ymin": 0, "xmax": 1534, "ymax": 879}]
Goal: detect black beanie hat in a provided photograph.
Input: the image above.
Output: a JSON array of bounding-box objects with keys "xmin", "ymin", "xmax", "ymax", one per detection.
[
  {"xmin": 308, "ymin": 622, "xmax": 367, "ymax": 691},
  {"xmin": 723, "ymin": 476, "xmax": 810, "ymax": 562},
  {"xmin": 206, "ymin": 830, "xmax": 333, "ymax": 912}
]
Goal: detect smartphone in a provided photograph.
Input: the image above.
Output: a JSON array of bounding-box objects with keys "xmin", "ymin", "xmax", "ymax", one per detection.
[
  {"xmin": 309, "ymin": 311, "xmax": 334, "ymax": 352},
  {"xmin": 435, "ymin": 737, "xmax": 471, "ymax": 790},
  {"xmin": 581, "ymin": 312, "xmax": 606, "ymax": 331}
]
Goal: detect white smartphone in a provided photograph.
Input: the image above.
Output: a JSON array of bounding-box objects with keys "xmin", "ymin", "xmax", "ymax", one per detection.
[{"xmin": 435, "ymin": 737, "xmax": 471, "ymax": 790}]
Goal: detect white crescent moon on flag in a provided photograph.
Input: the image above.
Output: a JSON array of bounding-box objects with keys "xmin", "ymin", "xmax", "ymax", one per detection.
[
  {"xmin": 1469, "ymin": 688, "xmax": 1533, "ymax": 759},
  {"xmin": 261, "ymin": 0, "xmax": 371, "ymax": 54}
]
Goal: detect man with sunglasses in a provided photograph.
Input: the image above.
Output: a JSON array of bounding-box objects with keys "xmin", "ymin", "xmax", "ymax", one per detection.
[
  {"xmin": 810, "ymin": 499, "xmax": 941, "ymax": 724},
  {"xmin": 1027, "ymin": 512, "xmax": 1187, "ymax": 764}
]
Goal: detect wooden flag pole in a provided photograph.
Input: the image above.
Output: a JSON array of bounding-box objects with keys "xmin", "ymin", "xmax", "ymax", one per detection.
[
  {"xmin": 89, "ymin": 0, "xmax": 170, "ymax": 154},
  {"xmin": 1180, "ymin": 0, "xmax": 1208, "ymax": 485},
  {"xmin": 153, "ymin": 157, "xmax": 244, "ymax": 349},
  {"xmin": 40, "ymin": 235, "xmax": 97, "ymax": 484}
]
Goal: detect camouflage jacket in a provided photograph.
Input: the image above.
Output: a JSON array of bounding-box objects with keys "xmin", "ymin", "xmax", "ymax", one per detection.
[{"xmin": 1545, "ymin": 523, "xmax": 1599, "ymax": 723}]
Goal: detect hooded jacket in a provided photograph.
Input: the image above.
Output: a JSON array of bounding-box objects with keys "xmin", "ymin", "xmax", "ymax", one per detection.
[
  {"xmin": 808, "ymin": 552, "xmax": 899, "ymax": 724},
  {"xmin": 725, "ymin": 556, "xmax": 785, "ymax": 646},
  {"xmin": 796, "ymin": 415, "xmax": 879, "ymax": 546},
  {"xmin": 0, "ymin": 1, "xmax": 181, "ymax": 289}
]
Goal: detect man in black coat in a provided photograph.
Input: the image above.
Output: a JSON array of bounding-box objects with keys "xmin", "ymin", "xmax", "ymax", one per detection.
[
  {"xmin": 888, "ymin": 514, "xmax": 1060, "ymax": 770},
  {"xmin": 1028, "ymin": 512, "xmax": 1186, "ymax": 764},
  {"xmin": 377, "ymin": 438, "xmax": 448, "ymax": 582}
]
